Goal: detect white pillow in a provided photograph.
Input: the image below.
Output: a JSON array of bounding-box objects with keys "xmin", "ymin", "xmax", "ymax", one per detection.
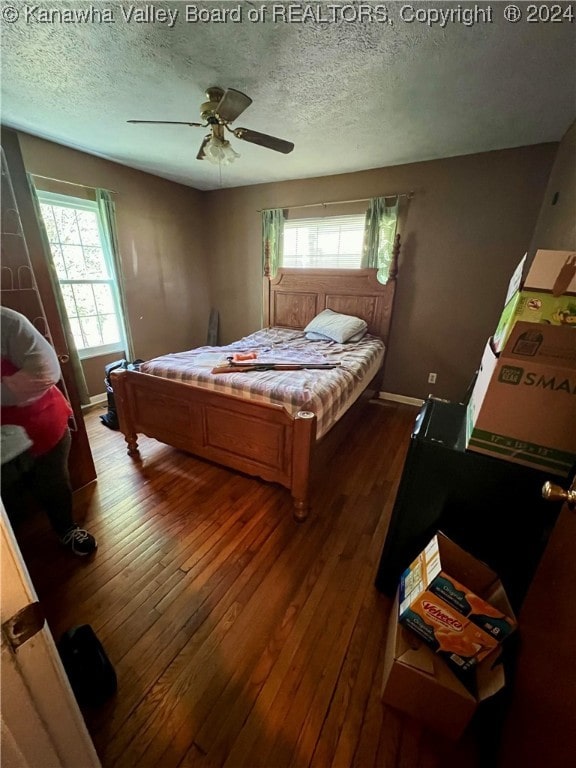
[
  {"xmin": 305, "ymin": 329, "xmax": 367, "ymax": 343},
  {"xmin": 304, "ymin": 309, "xmax": 368, "ymax": 343}
]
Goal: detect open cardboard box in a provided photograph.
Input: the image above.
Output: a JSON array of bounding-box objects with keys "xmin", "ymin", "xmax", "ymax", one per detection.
[
  {"xmin": 382, "ymin": 591, "xmax": 505, "ymax": 741},
  {"xmin": 493, "ymin": 249, "xmax": 576, "ymax": 353},
  {"xmin": 466, "ymin": 321, "xmax": 576, "ymax": 476},
  {"xmin": 399, "ymin": 533, "xmax": 517, "ymax": 671}
]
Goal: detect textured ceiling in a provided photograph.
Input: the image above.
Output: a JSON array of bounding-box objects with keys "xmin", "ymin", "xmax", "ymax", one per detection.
[{"xmin": 2, "ymin": 1, "xmax": 575, "ymax": 190}]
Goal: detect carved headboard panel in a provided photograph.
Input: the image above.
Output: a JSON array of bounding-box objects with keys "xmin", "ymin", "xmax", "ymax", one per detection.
[{"xmin": 266, "ymin": 235, "xmax": 400, "ymax": 344}]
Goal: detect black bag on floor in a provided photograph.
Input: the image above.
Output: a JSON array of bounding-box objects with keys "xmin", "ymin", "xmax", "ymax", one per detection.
[
  {"xmin": 100, "ymin": 359, "xmax": 144, "ymax": 430},
  {"xmin": 58, "ymin": 625, "xmax": 117, "ymax": 707},
  {"xmin": 100, "ymin": 359, "xmax": 127, "ymax": 430}
]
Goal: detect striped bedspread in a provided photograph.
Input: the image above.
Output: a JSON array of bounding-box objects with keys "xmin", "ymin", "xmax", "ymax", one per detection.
[{"xmin": 140, "ymin": 328, "xmax": 385, "ymax": 439}]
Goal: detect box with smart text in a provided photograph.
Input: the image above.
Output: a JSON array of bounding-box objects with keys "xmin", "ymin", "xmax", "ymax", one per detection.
[{"xmin": 467, "ymin": 321, "xmax": 576, "ymax": 476}]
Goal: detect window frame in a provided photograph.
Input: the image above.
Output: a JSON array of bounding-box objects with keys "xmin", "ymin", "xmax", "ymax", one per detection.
[
  {"xmin": 282, "ymin": 213, "xmax": 366, "ymax": 270},
  {"xmin": 37, "ymin": 190, "xmax": 128, "ymax": 360}
]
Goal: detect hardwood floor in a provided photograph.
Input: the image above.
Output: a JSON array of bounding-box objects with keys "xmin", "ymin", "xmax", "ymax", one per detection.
[{"xmin": 16, "ymin": 401, "xmax": 480, "ymax": 768}]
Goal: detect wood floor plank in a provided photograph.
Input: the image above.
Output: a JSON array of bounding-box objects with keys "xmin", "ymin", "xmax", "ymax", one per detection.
[
  {"xmin": 13, "ymin": 402, "xmax": 482, "ymax": 768},
  {"xmin": 310, "ymin": 589, "xmax": 391, "ymax": 768},
  {"xmin": 98, "ymin": 496, "xmax": 292, "ymax": 765},
  {"xmin": 219, "ymin": 497, "xmax": 356, "ymax": 768},
  {"xmin": 145, "ymin": 506, "xmax": 343, "ymax": 768},
  {"xmin": 232, "ymin": 511, "xmax": 378, "ymax": 768}
]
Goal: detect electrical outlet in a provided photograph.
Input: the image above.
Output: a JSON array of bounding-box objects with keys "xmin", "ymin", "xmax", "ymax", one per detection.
[{"xmin": 428, "ymin": 372, "xmax": 437, "ymax": 384}]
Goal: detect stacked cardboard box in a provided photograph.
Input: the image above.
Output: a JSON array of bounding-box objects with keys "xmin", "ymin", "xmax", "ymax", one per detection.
[
  {"xmin": 381, "ymin": 534, "xmax": 517, "ymax": 740},
  {"xmin": 493, "ymin": 249, "xmax": 576, "ymax": 352},
  {"xmin": 466, "ymin": 249, "xmax": 576, "ymax": 476}
]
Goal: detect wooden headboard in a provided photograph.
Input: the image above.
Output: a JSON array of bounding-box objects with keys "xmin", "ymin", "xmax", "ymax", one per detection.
[{"xmin": 265, "ymin": 234, "xmax": 400, "ymax": 345}]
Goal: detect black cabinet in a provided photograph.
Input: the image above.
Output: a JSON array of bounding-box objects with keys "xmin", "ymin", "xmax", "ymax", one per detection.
[{"xmin": 375, "ymin": 399, "xmax": 560, "ymax": 611}]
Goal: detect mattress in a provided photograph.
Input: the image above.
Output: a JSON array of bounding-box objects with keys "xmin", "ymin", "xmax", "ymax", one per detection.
[{"xmin": 140, "ymin": 327, "xmax": 385, "ymax": 439}]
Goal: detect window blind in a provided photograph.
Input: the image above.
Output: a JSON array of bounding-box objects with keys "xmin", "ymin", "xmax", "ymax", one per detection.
[{"xmin": 283, "ymin": 214, "xmax": 365, "ymax": 269}]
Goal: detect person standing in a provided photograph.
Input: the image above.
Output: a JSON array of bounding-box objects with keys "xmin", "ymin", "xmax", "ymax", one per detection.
[{"xmin": 1, "ymin": 306, "xmax": 97, "ymax": 556}]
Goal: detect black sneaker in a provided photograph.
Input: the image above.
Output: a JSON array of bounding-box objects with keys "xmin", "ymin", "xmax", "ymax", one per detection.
[{"xmin": 60, "ymin": 526, "xmax": 98, "ymax": 557}]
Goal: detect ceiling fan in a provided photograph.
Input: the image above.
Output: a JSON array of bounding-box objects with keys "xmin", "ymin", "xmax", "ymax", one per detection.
[{"xmin": 127, "ymin": 86, "xmax": 294, "ymax": 165}]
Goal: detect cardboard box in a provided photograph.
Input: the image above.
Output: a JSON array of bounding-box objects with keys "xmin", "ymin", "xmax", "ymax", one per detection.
[
  {"xmin": 466, "ymin": 321, "xmax": 576, "ymax": 476},
  {"xmin": 399, "ymin": 534, "xmax": 516, "ymax": 671},
  {"xmin": 382, "ymin": 592, "xmax": 505, "ymax": 741},
  {"xmin": 493, "ymin": 249, "xmax": 576, "ymax": 353}
]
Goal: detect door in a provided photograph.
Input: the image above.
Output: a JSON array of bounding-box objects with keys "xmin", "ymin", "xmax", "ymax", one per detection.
[
  {"xmin": 1, "ymin": 128, "xmax": 96, "ymax": 490},
  {"xmin": 1, "ymin": 503, "xmax": 101, "ymax": 767},
  {"xmin": 497, "ymin": 476, "xmax": 576, "ymax": 767}
]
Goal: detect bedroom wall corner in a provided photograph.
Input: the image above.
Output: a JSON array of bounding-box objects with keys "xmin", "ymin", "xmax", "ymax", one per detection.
[
  {"xmin": 528, "ymin": 119, "xmax": 576, "ymax": 258},
  {"xmin": 17, "ymin": 132, "xmax": 212, "ymax": 395}
]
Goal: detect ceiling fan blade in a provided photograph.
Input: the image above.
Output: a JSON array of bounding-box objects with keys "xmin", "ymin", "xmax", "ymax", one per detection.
[
  {"xmin": 233, "ymin": 128, "xmax": 294, "ymax": 154},
  {"xmin": 127, "ymin": 120, "xmax": 203, "ymax": 126},
  {"xmin": 215, "ymin": 89, "xmax": 252, "ymax": 123},
  {"xmin": 197, "ymin": 135, "xmax": 210, "ymax": 160}
]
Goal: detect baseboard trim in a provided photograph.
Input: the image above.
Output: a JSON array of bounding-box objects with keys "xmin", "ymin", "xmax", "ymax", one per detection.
[
  {"xmin": 81, "ymin": 393, "xmax": 107, "ymax": 413},
  {"xmin": 378, "ymin": 392, "xmax": 424, "ymax": 407}
]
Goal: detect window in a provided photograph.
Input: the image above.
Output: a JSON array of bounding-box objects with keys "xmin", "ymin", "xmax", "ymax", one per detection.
[
  {"xmin": 38, "ymin": 192, "xmax": 127, "ymax": 359},
  {"xmin": 283, "ymin": 214, "xmax": 365, "ymax": 269}
]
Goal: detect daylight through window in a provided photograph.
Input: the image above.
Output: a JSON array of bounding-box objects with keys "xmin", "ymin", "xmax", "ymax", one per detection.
[
  {"xmin": 283, "ymin": 214, "xmax": 365, "ymax": 269},
  {"xmin": 38, "ymin": 192, "xmax": 127, "ymax": 358}
]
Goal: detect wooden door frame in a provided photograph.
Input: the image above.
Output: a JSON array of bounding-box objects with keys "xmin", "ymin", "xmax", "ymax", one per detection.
[
  {"xmin": 1, "ymin": 504, "xmax": 101, "ymax": 767},
  {"xmin": 497, "ymin": 476, "xmax": 576, "ymax": 767}
]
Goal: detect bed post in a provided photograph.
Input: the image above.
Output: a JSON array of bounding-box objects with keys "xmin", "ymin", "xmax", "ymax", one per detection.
[
  {"xmin": 111, "ymin": 369, "xmax": 140, "ymax": 458},
  {"xmin": 291, "ymin": 411, "xmax": 317, "ymax": 522}
]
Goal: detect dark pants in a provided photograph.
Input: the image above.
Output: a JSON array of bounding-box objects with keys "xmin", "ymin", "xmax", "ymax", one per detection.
[{"xmin": 1, "ymin": 429, "xmax": 75, "ymax": 536}]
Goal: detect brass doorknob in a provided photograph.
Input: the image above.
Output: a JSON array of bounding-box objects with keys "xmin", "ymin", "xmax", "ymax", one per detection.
[
  {"xmin": 542, "ymin": 481, "xmax": 576, "ymax": 506},
  {"xmin": 58, "ymin": 354, "xmax": 70, "ymax": 364}
]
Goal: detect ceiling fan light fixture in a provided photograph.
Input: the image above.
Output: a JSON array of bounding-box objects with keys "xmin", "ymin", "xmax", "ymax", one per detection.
[
  {"xmin": 128, "ymin": 86, "xmax": 294, "ymax": 164},
  {"xmin": 203, "ymin": 135, "xmax": 240, "ymax": 165}
]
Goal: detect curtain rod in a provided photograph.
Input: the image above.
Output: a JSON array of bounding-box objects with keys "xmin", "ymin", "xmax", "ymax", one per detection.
[
  {"xmin": 259, "ymin": 191, "xmax": 413, "ymax": 213},
  {"xmin": 31, "ymin": 173, "xmax": 119, "ymax": 195}
]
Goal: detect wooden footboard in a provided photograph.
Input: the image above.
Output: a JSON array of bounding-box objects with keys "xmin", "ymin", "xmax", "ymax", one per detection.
[{"xmin": 112, "ymin": 369, "xmax": 317, "ymax": 521}]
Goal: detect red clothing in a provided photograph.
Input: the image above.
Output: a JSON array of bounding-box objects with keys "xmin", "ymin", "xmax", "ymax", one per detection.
[{"xmin": 1, "ymin": 358, "xmax": 72, "ymax": 457}]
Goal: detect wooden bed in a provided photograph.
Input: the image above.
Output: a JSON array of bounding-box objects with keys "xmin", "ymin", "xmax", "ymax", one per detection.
[{"xmin": 112, "ymin": 236, "xmax": 400, "ymax": 521}]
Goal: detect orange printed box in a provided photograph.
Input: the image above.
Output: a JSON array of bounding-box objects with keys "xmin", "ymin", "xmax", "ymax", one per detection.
[
  {"xmin": 400, "ymin": 591, "xmax": 499, "ymax": 671},
  {"xmin": 399, "ymin": 533, "xmax": 517, "ymax": 671},
  {"xmin": 428, "ymin": 571, "xmax": 516, "ymax": 642}
]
